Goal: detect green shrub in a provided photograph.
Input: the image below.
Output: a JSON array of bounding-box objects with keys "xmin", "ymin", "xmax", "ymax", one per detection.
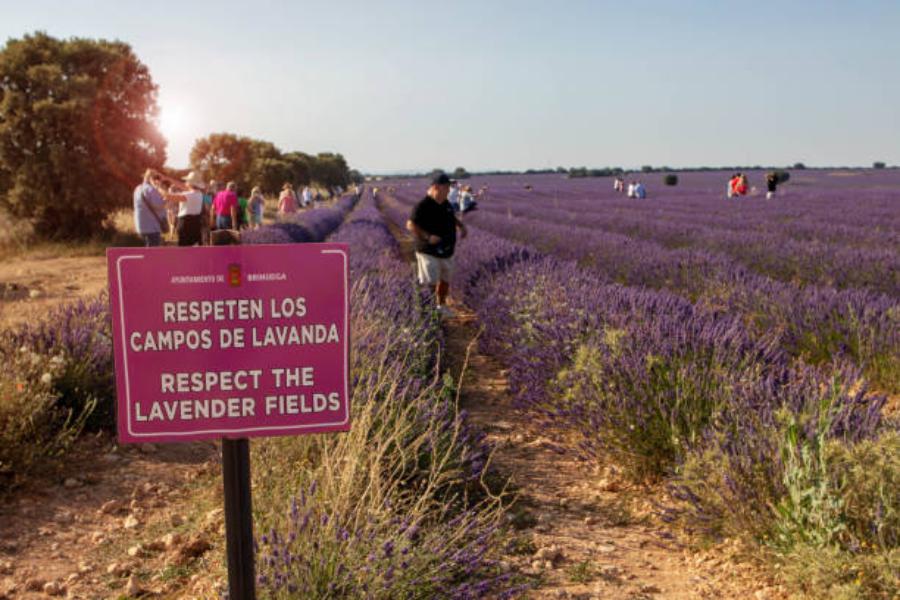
[
  {"xmin": 674, "ymin": 387, "xmax": 898, "ymax": 599},
  {"xmin": 664, "ymin": 174, "xmax": 678, "ymax": 186},
  {"xmin": 0, "ymin": 349, "xmax": 93, "ymax": 489}
]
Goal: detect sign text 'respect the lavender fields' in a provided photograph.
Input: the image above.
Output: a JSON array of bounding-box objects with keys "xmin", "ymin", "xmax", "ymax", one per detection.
[{"xmin": 107, "ymin": 244, "xmax": 350, "ymax": 443}]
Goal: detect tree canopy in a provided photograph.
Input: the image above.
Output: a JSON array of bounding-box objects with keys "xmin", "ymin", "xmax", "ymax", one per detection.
[
  {"xmin": 0, "ymin": 32, "xmax": 165, "ymax": 238},
  {"xmin": 189, "ymin": 134, "xmax": 351, "ymax": 194}
]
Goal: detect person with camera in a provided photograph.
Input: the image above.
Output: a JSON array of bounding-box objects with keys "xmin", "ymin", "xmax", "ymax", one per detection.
[{"xmin": 133, "ymin": 169, "xmax": 168, "ymax": 247}]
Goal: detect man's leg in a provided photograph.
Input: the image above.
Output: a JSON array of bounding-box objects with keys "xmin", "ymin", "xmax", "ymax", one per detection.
[{"xmin": 436, "ymin": 280, "xmax": 449, "ymax": 306}]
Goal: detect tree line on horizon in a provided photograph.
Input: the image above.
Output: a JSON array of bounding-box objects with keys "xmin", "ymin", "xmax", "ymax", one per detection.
[
  {"xmin": 375, "ymin": 160, "xmax": 893, "ymax": 181},
  {"xmin": 0, "ymin": 32, "xmax": 358, "ymax": 240}
]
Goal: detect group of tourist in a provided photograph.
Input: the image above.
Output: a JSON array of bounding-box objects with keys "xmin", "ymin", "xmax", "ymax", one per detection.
[
  {"xmin": 448, "ymin": 181, "xmax": 479, "ymax": 214},
  {"xmin": 614, "ymin": 177, "xmax": 647, "ymax": 199},
  {"xmin": 277, "ymin": 183, "xmax": 329, "ymax": 216},
  {"xmin": 133, "ymin": 169, "xmax": 316, "ymax": 247},
  {"xmin": 727, "ymin": 172, "xmax": 780, "ymax": 199}
]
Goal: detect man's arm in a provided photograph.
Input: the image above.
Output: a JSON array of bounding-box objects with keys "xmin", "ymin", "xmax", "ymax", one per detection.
[{"xmin": 406, "ymin": 220, "xmax": 440, "ymax": 245}]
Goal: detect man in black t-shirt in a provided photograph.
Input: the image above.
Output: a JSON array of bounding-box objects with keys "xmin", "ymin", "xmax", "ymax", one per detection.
[{"xmin": 406, "ymin": 172, "xmax": 467, "ymax": 316}]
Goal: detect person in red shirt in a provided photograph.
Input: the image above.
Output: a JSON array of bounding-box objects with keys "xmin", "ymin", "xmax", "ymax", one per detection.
[{"xmin": 212, "ymin": 181, "xmax": 239, "ymax": 230}]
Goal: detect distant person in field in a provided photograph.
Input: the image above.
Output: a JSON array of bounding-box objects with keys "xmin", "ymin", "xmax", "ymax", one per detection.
[
  {"xmin": 634, "ymin": 181, "xmax": 647, "ymax": 199},
  {"xmin": 406, "ymin": 172, "xmax": 468, "ymax": 317},
  {"xmin": 213, "ymin": 181, "xmax": 240, "ymax": 230},
  {"xmin": 133, "ymin": 169, "xmax": 168, "ymax": 247},
  {"xmin": 155, "ymin": 170, "xmax": 206, "ymax": 246},
  {"xmin": 727, "ymin": 173, "xmax": 738, "ymax": 198},
  {"xmin": 627, "ymin": 180, "xmax": 637, "ymax": 198},
  {"xmin": 448, "ymin": 180, "xmax": 461, "ymax": 211},
  {"xmin": 459, "ymin": 185, "xmax": 478, "ymax": 213},
  {"xmin": 766, "ymin": 172, "xmax": 778, "ymax": 199},
  {"xmin": 613, "ymin": 177, "xmax": 624, "ymax": 192},
  {"xmin": 301, "ymin": 185, "xmax": 313, "ymax": 208},
  {"xmin": 236, "ymin": 192, "xmax": 250, "ymax": 230},
  {"xmin": 278, "ymin": 183, "xmax": 297, "ymax": 217},
  {"xmin": 729, "ymin": 173, "xmax": 748, "ymax": 197},
  {"xmin": 736, "ymin": 173, "xmax": 749, "ymax": 196},
  {"xmin": 249, "ymin": 186, "xmax": 265, "ymax": 229}
]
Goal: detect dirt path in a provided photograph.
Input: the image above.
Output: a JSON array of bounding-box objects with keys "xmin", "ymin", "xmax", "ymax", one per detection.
[
  {"xmin": 0, "ymin": 434, "xmax": 223, "ymax": 599},
  {"xmin": 0, "ymin": 254, "xmax": 108, "ymax": 329},
  {"xmin": 441, "ymin": 305, "xmax": 785, "ymax": 599}
]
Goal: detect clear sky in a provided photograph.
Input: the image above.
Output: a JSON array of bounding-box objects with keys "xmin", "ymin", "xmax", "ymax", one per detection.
[{"xmin": 3, "ymin": 0, "xmax": 899, "ymax": 172}]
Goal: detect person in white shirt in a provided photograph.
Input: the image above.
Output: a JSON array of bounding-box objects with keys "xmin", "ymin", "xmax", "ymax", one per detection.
[
  {"xmin": 448, "ymin": 181, "xmax": 460, "ymax": 211},
  {"xmin": 301, "ymin": 185, "xmax": 313, "ymax": 208},
  {"xmin": 634, "ymin": 181, "xmax": 647, "ymax": 199},
  {"xmin": 156, "ymin": 170, "xmax": 206, "ymax": 246},
  {"xmin": 627, "ymin": 181, "xmax": 637, "ymax": 198}
]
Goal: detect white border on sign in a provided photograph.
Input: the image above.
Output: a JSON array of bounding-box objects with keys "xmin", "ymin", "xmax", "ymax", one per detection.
[{"xmin": 116, "ymin": 247, "xmax": 350, "ymax": 438}]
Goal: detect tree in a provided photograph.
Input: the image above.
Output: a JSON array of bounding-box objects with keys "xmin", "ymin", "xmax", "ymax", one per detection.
[
  {"xmin": 0, "ymin": 32, "xmax": 165, "ymax": 238},
  {"xmin": 310, "ymin": 152, "xmax": 350, "ymax": 188},
  {"xmin": 452, "ymin": 166, "xmax": 470, "ymax": 180},
  {"xmin": 641, "ymin": 165, "xmax": 654, "ymax": 173},
  {"xmin": 664, "ymin": 174, "xmax": 678, "ymax": 186},
  {"xmin": 283, "ymin": 151, "xmax": 312, "ymax": 187},
  {"xmin": 873, "ymin": 161, "xmax": 886, "ymax": 169},
  {"xmin": 189, "ymin": 133, "xmax": 255, "ymax": 189},
  {"xmin": 793, "ymin": 162, "xmax": 806, "ymax": 170}
]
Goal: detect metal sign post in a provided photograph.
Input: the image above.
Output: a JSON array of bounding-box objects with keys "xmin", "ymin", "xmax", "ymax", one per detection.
[{"xmin": 222, "ymin": 438, "xmax": 255, "ymax": 600}]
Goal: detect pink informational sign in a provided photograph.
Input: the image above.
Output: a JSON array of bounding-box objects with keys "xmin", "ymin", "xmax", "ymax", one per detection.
[{"xmin": 107, "ymin": 244, "xmax": 350, "ymax": 443}]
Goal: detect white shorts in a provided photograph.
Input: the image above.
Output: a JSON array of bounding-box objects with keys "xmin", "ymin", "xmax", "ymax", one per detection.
[{"xmin": 415, "ymin": 252, "xmax": 453, "ymax": 285}]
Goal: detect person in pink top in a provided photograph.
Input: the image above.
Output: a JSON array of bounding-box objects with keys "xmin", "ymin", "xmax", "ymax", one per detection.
[
  {"xmin": 213, "ymin": 181, "xmax": 239, "ymax": 230},
  {"xmin": 278, "ymin": 183, "xmax": 298, "ymax": 218}
]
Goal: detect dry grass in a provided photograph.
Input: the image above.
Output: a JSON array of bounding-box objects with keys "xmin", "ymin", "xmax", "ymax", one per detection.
[{"xmin": 0, "ymin": 208, "xmax": 141, "ymax": 261}]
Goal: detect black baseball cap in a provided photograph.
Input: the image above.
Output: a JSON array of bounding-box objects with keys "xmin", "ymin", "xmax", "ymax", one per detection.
[{"xmin": 431, "ymin": 172, "xmax": 452, "ymax": 186}]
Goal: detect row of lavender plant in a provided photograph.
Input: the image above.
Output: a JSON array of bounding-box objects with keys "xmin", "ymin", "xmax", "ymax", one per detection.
[
  {"xmin": 383, "ymin": 186, "xmax": 899, "ymax": 393},
  {"xmin": 377, "ymin": 187, "xmax": 898, "ymax": 596},
  {"xmin": 243, "ymin": 190, "xmax": 521, "ymax": 599},
  {"xmin": 468, "ymin": 191, "xmax": 899, "ymax": 295}
]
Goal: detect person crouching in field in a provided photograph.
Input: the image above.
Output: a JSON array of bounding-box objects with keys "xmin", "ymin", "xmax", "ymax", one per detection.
[
  {"xmin": 133, "ymin": 169, "xmax": 168, "ymax": 247},
  {"xmin": 407, "ymin": 173, "xmax": 468, "ymax": 317}
]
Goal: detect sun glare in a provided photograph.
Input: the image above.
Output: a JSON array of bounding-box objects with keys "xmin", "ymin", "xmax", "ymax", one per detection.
[{"xmin": 158, "ymin": 103, "xmax": 186, "ymax": 140}]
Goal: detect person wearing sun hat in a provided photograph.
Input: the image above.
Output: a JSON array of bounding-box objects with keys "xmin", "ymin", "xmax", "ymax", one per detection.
[
  {"xmin": 406, "ymin": 172, "xmax": 468, "ymax": 317},
  {"xmin": 155, "ymin": 170, "xmax": 206, "ymax": 246}
]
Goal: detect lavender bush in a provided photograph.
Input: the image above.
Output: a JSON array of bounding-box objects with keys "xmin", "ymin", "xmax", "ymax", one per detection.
[{"xmin": 0, "ymin": 297, "xmax": 113, "ymax": 430}]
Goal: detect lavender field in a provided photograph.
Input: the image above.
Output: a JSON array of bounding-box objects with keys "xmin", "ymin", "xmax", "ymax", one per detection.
[
  {"xmin": 377, "ymin": 170, "xmax": 899, "ymax": 598},
  {"xmin": 0, "ymin": 174, "xmax": 896, "ymax": 598}
]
